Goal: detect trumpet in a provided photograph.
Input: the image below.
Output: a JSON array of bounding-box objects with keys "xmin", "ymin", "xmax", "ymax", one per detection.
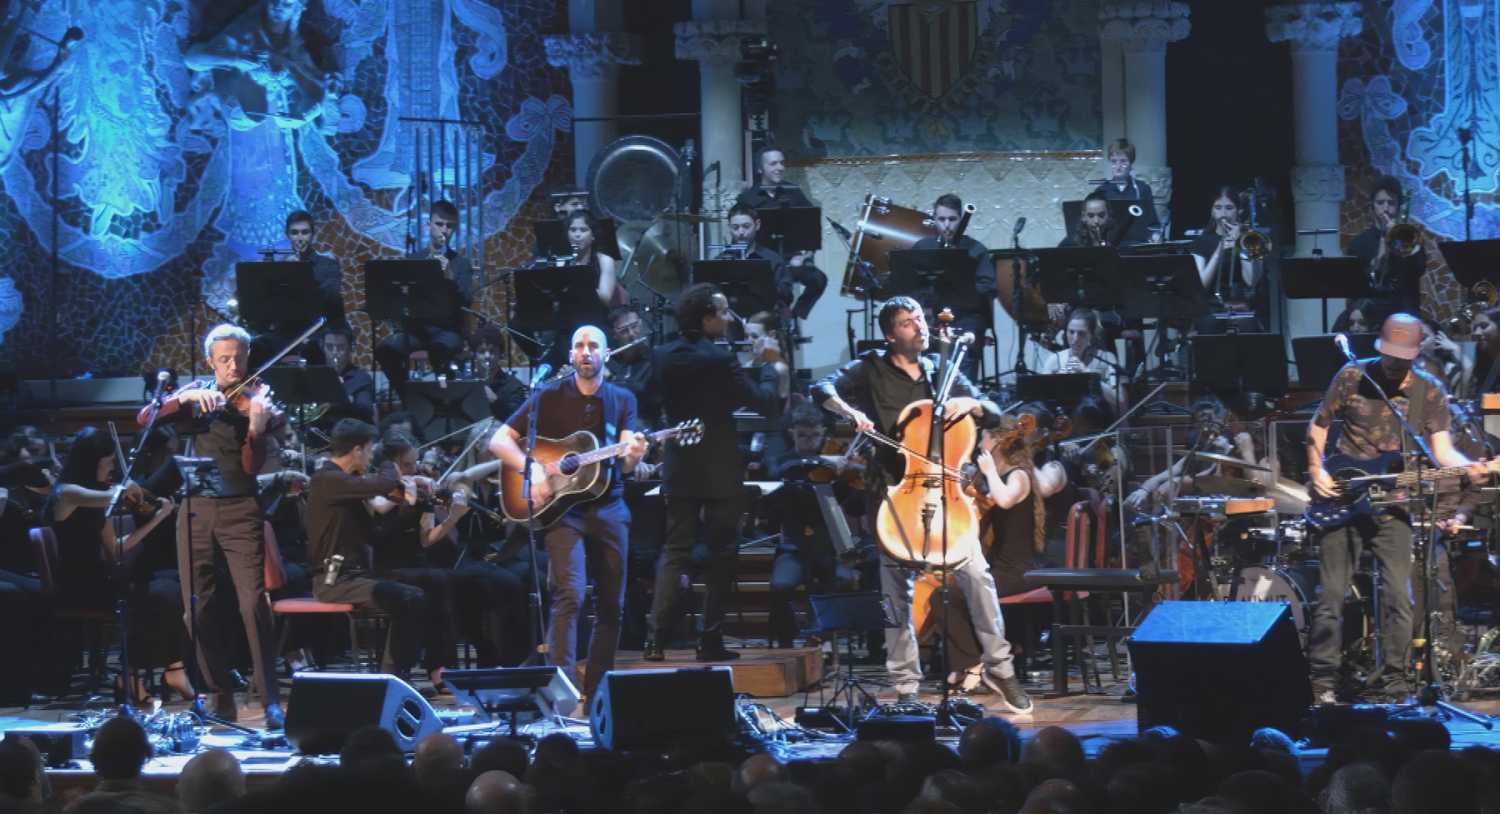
[
  {"xmin": 1446, "ymin": 280, "xmax": 1500, "ymax": 334},
  {"xmin": 1381, "ymin": 209, "xmax": 1422, "ymax": 258},
  {"xmin": 1218, "ymin": 217, "xmax": 1271, "ymax": 262}
]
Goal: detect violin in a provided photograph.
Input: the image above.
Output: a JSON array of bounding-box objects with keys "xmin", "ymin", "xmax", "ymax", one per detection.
[{"xmin": 870, "ymin": 310, "xmax": 983, "ymax": 570}]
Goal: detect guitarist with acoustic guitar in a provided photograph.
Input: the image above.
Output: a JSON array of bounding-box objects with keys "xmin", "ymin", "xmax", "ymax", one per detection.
[
  {"xmin": 488, "ymin": 325, "xmax": 648, "ymax": 701},
  {"xmin": 1305, "ymin": 313, "xmax": 1492, "ymax": 704}
]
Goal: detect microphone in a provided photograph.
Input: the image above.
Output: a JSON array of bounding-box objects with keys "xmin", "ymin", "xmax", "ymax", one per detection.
[
  {"xmin": 529, "ymin": 363, "xmax": 553, "ymax": 387},
  {"xmin": 956, "ymin": 332, "xmax": 976, "ymax": 346},
  {"xmin": 683, "ymin": 138, "xmax": 696, "ymax": 164},
  {"xmin": 1334, "ymin": 333, "xmax": 1356, "ymax": 363},
  {"xmin": 152, "ymin": 370, "xmax": 170, "ymax": 403},
  {"xmin": 1011, "ymin": 217, "xmax": 1027, "ymax": 238}
]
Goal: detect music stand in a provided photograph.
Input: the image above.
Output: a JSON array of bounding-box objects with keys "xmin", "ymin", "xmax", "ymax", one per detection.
[
  {"xmin": 1027, "ymin": 247, "xmax": 1123, "ymax": 309},
  {"xmin": 404, "ymin": 381, "xmax": 491, "ymax": 439},
  {"xmin": 805, "ymin": 592, "xmax": 899, "ymax": 728},
  {"xmin": 1292, "ymin": 333, "xmax": 1378, "ymax": 389},
  {"xmin": 885, "ymin": 248, "xmax": 975, "ymax": 310},
  {"xmin": 1189, "ymin": 333, "xmax": 1288, "ymax": 398},
  {"xmin": 756, "ymin": 207, "xmax": 823, "ymax": 256},
  {"xmin": 1281, "ymin": 256, "xmax": 1372, "ymax": 333},
  {"xmin": 1017, "ymin": 372, "xmax": 1096, "ymax": 405},
  {"xmin": 259, "ymin": 366, "xmax": 347, "ymax": 446},
  {"xmin": 1118, "ymin": 253, "xmax": 1209, "ymax": 380},
  {"xmin": 365, "ymin": 260, "xmax": 451, "ymax": 323},
  {"xmin": 692, "ymin": 259, "xmax": 777, "ymax": 316},
  {"xmin": 509, "ymin": 265, "xmax": 601, "ymax": 334},
  {"xmin": 444, "ymin": 666, "xmax": 581, "ymax": 733},
  {"xmin": 235, "ymin": 262, "xmax": 320, "ymax": 327},
  {"xmin": 1438, "ymin": 238, "xmax": 1500, "ymax": 289},
  {"xmin": 534, "ymin": 218, "xmax": 620, "ymax": 260}
]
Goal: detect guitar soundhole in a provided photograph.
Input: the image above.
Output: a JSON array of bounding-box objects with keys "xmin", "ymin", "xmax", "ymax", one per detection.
[{"xmin": 558, "ymin": 455, "xmax": 580, "ymax": 476}]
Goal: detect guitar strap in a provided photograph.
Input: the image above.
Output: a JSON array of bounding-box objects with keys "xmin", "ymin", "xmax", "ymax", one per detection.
[{"xmin": 1403, "ymin": 372, "xmax": 1428, "ymax": 460}]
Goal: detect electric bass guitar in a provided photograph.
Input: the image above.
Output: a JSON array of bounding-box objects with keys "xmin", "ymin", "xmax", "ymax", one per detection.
[
  {"xmin": 1303, "ymin": 450, "xmax": 1499, "ymax": 530},
  {"xmin": 499, "ymin": 419, "xmax": 703, "ymax": 527}
]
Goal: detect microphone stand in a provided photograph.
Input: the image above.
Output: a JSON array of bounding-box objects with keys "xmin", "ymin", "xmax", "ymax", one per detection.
[
  {"xmin": 928, "ymin": 334, "xmax": 971, "ymax": 724},
  {"xmin": 1459, "ymin": 127, "xmax": 1474, "ymax": 242},
  {"xmin": 1339, "ymin": 350, "xmax": 1492, "ymax": 727},
  {"xmin": 520, "ymin": 392, "xmax": 549, "ymax": 666}
]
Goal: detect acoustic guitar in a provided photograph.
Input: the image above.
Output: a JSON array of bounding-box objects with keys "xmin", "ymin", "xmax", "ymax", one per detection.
[{"xmin": 499, "ymin": 419, "xmax": 703, "ymax": 527}]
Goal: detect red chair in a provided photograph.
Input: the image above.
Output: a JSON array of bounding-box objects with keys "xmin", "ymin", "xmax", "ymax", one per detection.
[{"xmin": 264, "ymin": 524, "xmax": 386, "ymax": 672}]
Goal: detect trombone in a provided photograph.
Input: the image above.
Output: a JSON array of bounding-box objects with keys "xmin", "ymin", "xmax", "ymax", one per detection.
[{"xmin": 1381, "ymin": 203, "xmax": 1422, "ymax": 258}]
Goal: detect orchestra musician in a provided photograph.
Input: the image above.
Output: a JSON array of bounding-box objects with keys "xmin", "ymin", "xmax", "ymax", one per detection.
[
  {"xmin": 142, "ymin": 323, "xmax": 284, "ymax": 727},
  {"xmin": 735, "ymin": 147, "xmax": 813, "ymax": 210},
  {"xmin": 317, "ymin": 327, "xmax": 375, "ymax": 424},
  {"xmin": 643, "ymin": 284, "xmax": 788, "ymax": 662},
  {"xmin": 246, "ymin": 210, "xmax": 344, "ymax": 368},
  {"xmin": 912, "ymin": 195, "xmax": 995, "ymax": 381},
  {"xmin": 606, "ymin": 306, "xmax": 660, "ymax": 429},
  {"xmin": 1305, "ymin": 314, "xmax": 1491, "ymax": 703},
  {"xmin": 1038, "ymin": 307, "xmax": 1122, "ymax": 416},
  {"xmin": 722, "ymin": 202, "xmax": 828, "ymax": 322},
  {"xmin": 812, "ymin": 296, "xmax": 1032, "ymax": 712},
  {"xmin": 374, "ymin": 200, "xmax": 473, "ymax": 396},
  {"xmin": 1348, "ymin": 176, "xmax": 1427, "ymax": 316},
  {"xmin": 1093, "ymin": 138, "xmax": 1161, "ymax": 245},
  {"xmin": 1058, "ymin": 192, "xmax": 1114, "ymax": 248},
  {"xmin": 1191, "ymin": 186, "xmax": 1266, "ymax": 331},
  {"xmin": 489, "ymin": 326, "xmax": 647, "ymax": 698}
]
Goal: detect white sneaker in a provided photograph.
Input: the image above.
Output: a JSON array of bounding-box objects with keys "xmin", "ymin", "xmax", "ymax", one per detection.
[{"xmin": 1315, "ymin": 689, "xmax": 1338, "ymax": 705}]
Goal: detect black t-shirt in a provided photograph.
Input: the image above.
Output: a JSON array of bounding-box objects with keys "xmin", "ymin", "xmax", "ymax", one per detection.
[
  {"xmin": 736, "ymin": 184, "xmax": 813, "ymax": 211},
  {"xmin": 506, "ymin": 378, "xmax": 638, "ymax": 498},
  {"xmin": 1348, "ymin": 226, "xmax": 1426, "ymax": 314},
  {"xmin": 1190, "ymin": 230, "xmax": 1263, "ymax": 306},
  {"xmin": 1092, "ymin": 179, "xmax": 1160, "ymax": 245}
]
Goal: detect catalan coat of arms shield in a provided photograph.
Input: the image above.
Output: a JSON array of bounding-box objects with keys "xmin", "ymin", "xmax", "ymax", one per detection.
[{"xmin": 887, "ymin": 1, "xmax": 980, "ymax": 100}]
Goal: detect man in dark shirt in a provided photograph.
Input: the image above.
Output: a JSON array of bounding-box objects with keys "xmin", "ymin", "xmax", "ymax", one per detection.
[
  {"xmin": 1348, "ymin": 175, "xmax": 1427, "ymax": 316},
  {"xmin": 1305, "ymin": 313, "xmax": 1490, "ymax": 703},
  {"xmin": 643, "ymin": 283, "xmax": 788, "ymax": 661},
  {"xmin": 1093, "ymin": 138, "xmax": 1161, "ymax": 245},
  {"xmin": 318, "ymin": 327, "xmax": 375, "ymax": 424},
  {"xmin": 374, "ymin": 200, "xmax": 475, "ymax": 396},
  {"xmin": 911, "ymin": 193, "xmax": 994, "ymax": 381},
  {"xmin": 490, "ymin": 325, "xmax": 647, "ymax": 698},
  {"xmin": 248, "ymin": 209, "xmax": 345, "ymax": 368},
  {"xmin": 142, "ymin": 324, "xmax": 284, "ymax": 727},
  {"xmin": 307, "ymin": 419, "xmax": 433, "ymax": 679},
  {"xmin": 813, "ymin": 296, "xmax": 1032, "ymax": 713},
  {"xmin": 734, "ymin": 147, "xmax": 813, "ymax": 211},
  {"xmin": 723, "ymin": 202, "xmax": 828, "ymax": 322}
]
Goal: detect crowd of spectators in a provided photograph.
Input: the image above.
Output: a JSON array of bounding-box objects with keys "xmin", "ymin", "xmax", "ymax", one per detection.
[{"xmin": 1, "ymin": 713, "xmax": 1498, "ymax": 814}]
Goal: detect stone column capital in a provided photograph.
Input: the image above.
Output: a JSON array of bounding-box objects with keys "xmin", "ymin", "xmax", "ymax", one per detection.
[
  {"xmin": 544, "ymin": 32, "xmax": 643, "ymax": 79},
  {"xmin": 1099, "ymin": 2, "xmax": 1190, "ymax": 53},
  {"xmin": 1265, "ymin": 3, "xmax": 1363, "ymax": 53},
  {"xmin": 1291, "ymin": 163, "xmax": 1347, "ymax": 203},
  {"xmin": 674, "ymin": 19, "xmax": 766, "ymax": 65}
]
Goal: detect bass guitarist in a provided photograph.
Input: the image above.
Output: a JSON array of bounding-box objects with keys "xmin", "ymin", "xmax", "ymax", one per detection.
[
  {"xmin": 489, "ymin": 325, "xmax": 647, "ymax": 701},
  {"xmin": 1306, "ymin": 313, "xmax": 1491, "ymax": 704}
]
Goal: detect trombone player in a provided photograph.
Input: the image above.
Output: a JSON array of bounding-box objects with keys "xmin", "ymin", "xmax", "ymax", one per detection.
[
  {"xmin": 1191, "ymin": 186, "xmax": 1268, "ymax": 332},
  {"xmin": 1349, "ymin": 175, "xmax": 1426, "ymax": 316}
]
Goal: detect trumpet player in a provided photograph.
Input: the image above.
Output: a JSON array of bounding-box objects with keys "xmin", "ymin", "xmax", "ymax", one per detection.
[
  {"xmin": 1192, "ymin": 186, "xmax": 1266, "ymax": 330},
  {"xmin": 1059, "ymin": 192, "xmax": 1114, "ymax": 248},
  {"xmin": 1349, "ymin": 175, "xmax": 1426, "ymax": 315}
]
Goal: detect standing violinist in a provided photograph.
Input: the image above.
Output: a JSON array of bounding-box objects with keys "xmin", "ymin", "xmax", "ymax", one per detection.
[
  {"xmin": 812, "ymin": 296, "xmax": 1033, "ymax": 713},
  {"xmin": 1348, "ymin": 176, "xmax": 1427, "ymax": 316},
  {"xmin": 141, "ymin": 323, "xmax": 284, "ymax": 728}
]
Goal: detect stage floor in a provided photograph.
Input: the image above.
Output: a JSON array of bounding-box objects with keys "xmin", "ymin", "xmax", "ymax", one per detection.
[{"xmin": 6, "ymin": 651, "xmax": 1500, "ymax": 796}]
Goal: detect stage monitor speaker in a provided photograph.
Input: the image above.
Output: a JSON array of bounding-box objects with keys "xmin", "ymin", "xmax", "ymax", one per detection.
[
  {"xmin": 284, "ymin": 672, "xmax": 443, "ymax": 754},
  {"xmin": 589, "ymin": 667, "xmax": 736, "ymax": 751},
  {"xmin": 1128, "ymin": 601, "xmax": 1310, "ymax": 743}
]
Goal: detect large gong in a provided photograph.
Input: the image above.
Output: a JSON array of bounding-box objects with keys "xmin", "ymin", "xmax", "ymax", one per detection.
[{"xmin": 588, "ymin": 136, "xmax": 695, "ymax": 298}]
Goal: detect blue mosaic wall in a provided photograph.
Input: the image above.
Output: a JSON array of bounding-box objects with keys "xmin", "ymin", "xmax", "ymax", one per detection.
[
  {"xmin": 0, "ymin": 0, "xmax": 570, "ymax": 376},
  {"xmin": 769, "ymin": 0, "xmax": 1103, "ymax": 156}
]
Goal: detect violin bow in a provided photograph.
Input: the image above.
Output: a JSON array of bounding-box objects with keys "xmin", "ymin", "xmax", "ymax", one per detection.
[{"xmin": 220, "ymin": 317, "xmax": 327, "ymax": 401}]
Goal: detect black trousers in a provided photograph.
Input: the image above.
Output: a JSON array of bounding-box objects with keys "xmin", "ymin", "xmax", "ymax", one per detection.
[
  {"xmin": 314, "ymin": 573, "xmax": 426, "ymax": 674},
  {"xmin": 650, "ymin": 494, "xmax": 744, "ymax": 647},
  {"xmin": 768, "ymin": 546, "xmax": 849, "ymax": 648},
  {"xmin": 177, "ymin": 496, "xmax": 281, "ymax": 706},
  {"xmin": 374, "ymin": 323, "xmax": 464, "ymax": 396},
  {"xmin": 452, "ymin": 558, "xmax": 528, "ymax": 666}
]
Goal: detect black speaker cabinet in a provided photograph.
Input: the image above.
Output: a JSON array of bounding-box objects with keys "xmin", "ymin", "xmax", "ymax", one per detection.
[
  {"xmin": 589, "ymin": 667, "xmax": 736, "ymax": 751},
  {"xmin": 1128, "ymin": 601, "xmax": 1311, "ymax": 743},
  {"xmin": 284, "ymin": 672, "xmax": 443, "ymax": 754}
]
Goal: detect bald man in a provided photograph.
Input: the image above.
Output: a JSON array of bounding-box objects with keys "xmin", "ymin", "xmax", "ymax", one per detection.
[{"xmin": 491, "ymin": 326, "xmax": 647, "ymax": 700}]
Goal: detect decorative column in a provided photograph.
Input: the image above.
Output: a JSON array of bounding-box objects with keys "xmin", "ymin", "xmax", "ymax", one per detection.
[
  {"xmin": 1266, "ymin": 3, "xmax": 1363, "ymax": 257},
  {"xmin": 1098, "ymin": 2, "xmax": 1190, "ymax": 229},
  {"xmin": 545, "ymin": 33, "xmax": 642, "ymax": 185},
  {"xmin": 676, "ymin": 17, "xmax": 764, "ymax": 221}
]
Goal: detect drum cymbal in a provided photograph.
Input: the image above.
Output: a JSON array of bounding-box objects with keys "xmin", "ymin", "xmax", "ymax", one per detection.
[
  {"xmin": 656, "ymin": 210, "xmax": 717, "ymax": 223},
  {"xmin": 1189, "ymin": 450, "xmax": 1272, "ymax": 472},
  {"xmin": 1189, "ymin": 475, "xmax": 1309, "ymax": 515}
]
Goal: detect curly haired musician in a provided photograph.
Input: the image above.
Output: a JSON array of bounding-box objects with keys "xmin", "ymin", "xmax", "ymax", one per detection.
[
  {"xmin": 489, "ymin": 325, "xmax": 647, "ymax": 701},
  {"xmin": 1305, "ymin": 313, "xmax": 1489, "ymax": 703},
  {"xmin": 813, "ymin": 296, "xmax": 1032, "ymax": 713}
]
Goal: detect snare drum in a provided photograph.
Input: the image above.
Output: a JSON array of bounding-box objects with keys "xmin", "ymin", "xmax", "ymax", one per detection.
[{"xmin": 841, "ymin": 195, "xmax": 936, "ymax": 297}]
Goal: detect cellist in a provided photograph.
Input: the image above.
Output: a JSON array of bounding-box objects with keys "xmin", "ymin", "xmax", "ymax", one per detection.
[{"xmin": 813, "ymin": 296, "xmax": 1033, "ymax": 713}]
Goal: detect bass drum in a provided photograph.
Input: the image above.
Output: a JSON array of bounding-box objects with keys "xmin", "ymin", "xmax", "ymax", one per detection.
[
  {"xmin": 841, "ymin": 195, "xmax": 936, "ymax": 298},
  {"xmin": 1230, "ymin": 563, "xmax": 1368, "ymax": 649},
  {"xmin": 990, "ymin": 252, "xmax": 1050, "ymax": 328}
]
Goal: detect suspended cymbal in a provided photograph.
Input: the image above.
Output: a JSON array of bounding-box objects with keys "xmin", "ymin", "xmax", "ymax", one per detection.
[
  {"xmin": 1188, "ymin": 450, "xmax": 1272, "ymax": 472},
  {"xmin": 623, "ymin": 216, "xmax": 692, "ymax": 297},
  {"xmin": 655, "ymin": 209, "xmax": 717, "ymax": 224},
  {"xmin": 1190, "ymin": 475, "xmax": 1309, "ymax": 515}
]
